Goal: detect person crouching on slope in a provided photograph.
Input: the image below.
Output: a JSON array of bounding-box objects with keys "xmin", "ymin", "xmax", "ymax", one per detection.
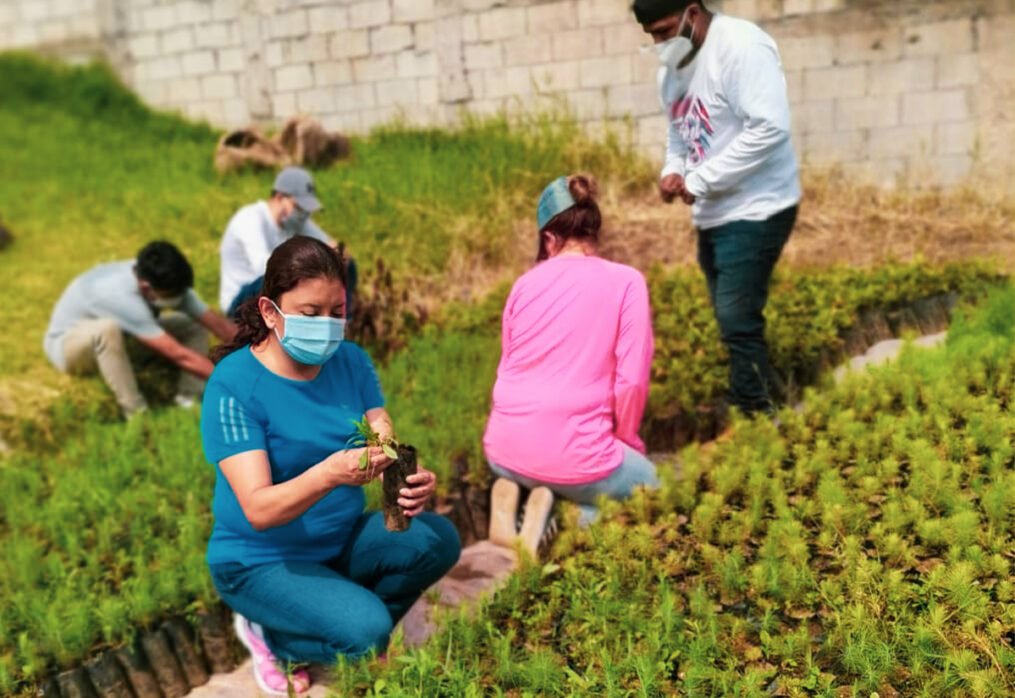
[{"xmin": 202, "ymin": 236, "xmax": 460, "ymax": 696}]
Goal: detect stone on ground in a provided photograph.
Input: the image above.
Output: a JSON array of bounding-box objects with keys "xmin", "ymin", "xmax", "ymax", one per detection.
[{"xmin": 833, "ymin": 332, "xmax": 946, "ymax": 383}]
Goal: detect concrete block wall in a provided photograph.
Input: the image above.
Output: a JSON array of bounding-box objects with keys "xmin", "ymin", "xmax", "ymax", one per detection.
[
  {"xmin": 770, "ymin": 0, "xmax": 1015, "ymax": 186},
  {"xmin": 1, "ymin": 0, "xmax": 1013, "ymax": 187},
  {"xmin": 0, "ymin": 0, "xmax": 102, "ymax": 56}
]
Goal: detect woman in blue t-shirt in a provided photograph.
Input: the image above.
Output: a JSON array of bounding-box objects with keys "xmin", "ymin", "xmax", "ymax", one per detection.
[{"xmin": 202, "ymin": 236, "xmax": 460, "ymax": 696}]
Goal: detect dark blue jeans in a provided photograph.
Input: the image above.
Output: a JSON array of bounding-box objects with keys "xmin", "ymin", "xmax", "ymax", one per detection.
[
  {"xmin": 209, "ymin": 512, "xmax": 460, "ymax": 664},
  {"xmin": 227, "ymin": 256, "xmax": 358, "ymax": 318},
  {"xmin": 697, "ymin": 205, "xmax": 797, "ymax": 415}
]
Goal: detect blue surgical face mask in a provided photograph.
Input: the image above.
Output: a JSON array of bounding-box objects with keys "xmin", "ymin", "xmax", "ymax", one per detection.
[{"xmin": 269, "ymin": 300, "xmax": 345, "ymax": 365}]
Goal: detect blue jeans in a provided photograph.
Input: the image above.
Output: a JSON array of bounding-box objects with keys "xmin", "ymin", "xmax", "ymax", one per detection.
[
  {"xmin": 227, "ymin": 256, "xmax": 359, "ymax": 318},
  {"xmin": 697, "ymin": 205, "xmax": 797, "ymax": 414},
  {"xmin": 208, "ymin": 511, "xmax": 460, "ymax": 664},
  {"xmin": 489, "ymin": 446, "xmax": 659, "ymax": 526}
]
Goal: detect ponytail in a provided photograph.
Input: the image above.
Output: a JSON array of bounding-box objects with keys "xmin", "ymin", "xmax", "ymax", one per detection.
[
  {"xmin": 537, "ymin": 173, "xmax": 602, "ymax": 261},
  {"xmin": 212, "ymin": 298, "xmax": 271, "ymax": 363}
]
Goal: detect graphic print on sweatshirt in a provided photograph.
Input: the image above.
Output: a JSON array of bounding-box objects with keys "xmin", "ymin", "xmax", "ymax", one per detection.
[{"xmin": 670, "ymin": 95, "xmax": 714, "ymax": 166}]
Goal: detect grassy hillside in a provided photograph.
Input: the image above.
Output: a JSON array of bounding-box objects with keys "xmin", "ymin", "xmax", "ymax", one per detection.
[{"xmin": 0, "ymin": 53, "xmax": 646, "ymax": 440}]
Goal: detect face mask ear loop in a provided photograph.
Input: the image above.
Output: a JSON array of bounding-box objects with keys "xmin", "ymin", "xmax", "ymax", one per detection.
[
  {"xmin": 676, "ymin": 11, "xmax": 688, "ymax": 43},
  {"xmin": 267, "ymin": 299, "xmax": 286, "ymax": 343}
]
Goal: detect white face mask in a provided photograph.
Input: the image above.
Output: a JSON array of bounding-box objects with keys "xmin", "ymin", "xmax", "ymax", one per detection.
[
  {"xmin": 281, "ymin": 206, "xmax": 310, "ymax": 235},
  {"xmin": 655, "ymin": 11, "xmax": 694, "ymax": 69},
  {"xmin": 151, "ymin": 293, "xmax": 184, "ymax": 309}
]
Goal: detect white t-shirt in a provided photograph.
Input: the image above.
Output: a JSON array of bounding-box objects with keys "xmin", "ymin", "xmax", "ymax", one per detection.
[
  {"xmin": 659, "ymin": 14, "xmax": 801, "ymax": 230},
  {"xmin": 218, "ymin": 201, "xmax": 332, "ymax": 310}
]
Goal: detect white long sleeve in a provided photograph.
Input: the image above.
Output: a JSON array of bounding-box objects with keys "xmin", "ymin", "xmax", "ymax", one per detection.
[
  {"xmin": 658, "ymin": 66, "xmax": 689, "ymax": 179},
  {"xmin": 657, "ymin": 14, "xmax": 800, "ymax": 229},
  {"xmin": 661, "ymin": 117, "xmax": 688, "ymax": 178},
  {"xmin": 684, "ymin": 40, "xmax": 791, "ymax": 198},
  {"xmin": 302, "ymin": 218, "xmax": 335, "ymax": 246}
]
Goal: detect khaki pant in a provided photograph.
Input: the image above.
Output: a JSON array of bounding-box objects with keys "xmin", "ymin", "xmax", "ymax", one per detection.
[{"xmin": 62, "ymin": 314, "xmax": 209, "ymax": 418}]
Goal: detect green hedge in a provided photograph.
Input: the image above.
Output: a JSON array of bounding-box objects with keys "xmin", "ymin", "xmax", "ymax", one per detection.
[
  {"xmin": 0, "ymin": 409, "xmax": 216, "ymax": 693},
  {"xmin": 647, "ymin": 262, "xmax": 1000, "ymax": 440},
  {"xmin": 330, "ymin": 285, "xmax": 1015, "ymax": 697},
  {"xmin": 386, "ymin": 261, "xmax": 1002, "ymax": 482}
]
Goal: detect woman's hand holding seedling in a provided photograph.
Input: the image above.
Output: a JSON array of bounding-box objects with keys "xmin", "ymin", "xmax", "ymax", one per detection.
[
  {"xmin": 327, "ymin": 447, "xmax": 390, "ymax": 486},
  {"xmin": 397, "ymin": 467, "xmax": 437, "ymax": 517},
  {"xmin": 332, "ymin": 416, "xmax": 398, "ymax": 486}
]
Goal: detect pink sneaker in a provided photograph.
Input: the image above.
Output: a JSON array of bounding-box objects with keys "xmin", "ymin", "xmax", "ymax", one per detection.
[{"xmin": 233, "ymin": 613, "xmax": 311, "ymax": 696}]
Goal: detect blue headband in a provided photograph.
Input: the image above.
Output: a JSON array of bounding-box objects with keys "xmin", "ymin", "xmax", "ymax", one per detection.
[{"xmin": 536, "ymin": 176, "xmax": 576, "ymax": 231}]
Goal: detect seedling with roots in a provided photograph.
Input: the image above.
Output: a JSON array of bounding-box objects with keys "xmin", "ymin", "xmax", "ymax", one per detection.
[{"xmin": 347, "ymin": 417, "xmax": 417, "ymax": 532}]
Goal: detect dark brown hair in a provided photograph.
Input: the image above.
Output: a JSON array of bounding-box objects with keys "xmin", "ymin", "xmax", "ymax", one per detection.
[
  {"xmin": 213, "ymin": 236, "xmax": 347, "ymax": 362},
  {"xmin": 537, "ymin": 174, "xmax": 602, "ymax": 261}
]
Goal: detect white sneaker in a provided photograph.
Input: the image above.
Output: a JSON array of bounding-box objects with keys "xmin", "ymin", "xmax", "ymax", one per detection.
[
  {"xmin": 173, "ymin": 394, "xmax": 197, "ymax": 409},
  {"xmin": 518, "ymin": 487, "xmax": 554, "ymax": 558},
  {"xmin": 489, "ymin": 478, "xmax": 520, "ymax": 548}
]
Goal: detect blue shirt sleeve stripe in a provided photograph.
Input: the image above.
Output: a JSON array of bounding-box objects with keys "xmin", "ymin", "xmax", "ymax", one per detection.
[
  {"xmin": 228, "ymin": 396, "xmax": 240, "ymax": 443},
  {"xmin": 219, "ymin": 396, "xmax": 230, "ymax": 444}
]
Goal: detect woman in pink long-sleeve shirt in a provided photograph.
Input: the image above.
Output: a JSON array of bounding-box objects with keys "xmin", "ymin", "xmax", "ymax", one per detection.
[{"xmin": 483, "ymin": 174, "xmax": 657, "ymax": 543}]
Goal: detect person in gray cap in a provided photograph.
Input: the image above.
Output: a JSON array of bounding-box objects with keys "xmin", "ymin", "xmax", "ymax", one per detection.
[
  {"xmin": 633, "ymin": 0, "xmax": 800, "ymax": 416},
  {"xmin": 219, "ymin": 166, "xmax": 357, "ymax": 318}
]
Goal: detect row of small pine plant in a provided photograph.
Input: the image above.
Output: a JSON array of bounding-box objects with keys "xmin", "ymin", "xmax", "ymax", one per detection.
[{"xmin": 330, "ymin": 285, "xmax": 1015, "ymax": 697}]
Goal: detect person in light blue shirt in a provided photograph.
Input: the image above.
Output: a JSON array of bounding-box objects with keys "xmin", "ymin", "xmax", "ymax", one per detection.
[
  {"xmin": 44, "ymin": 241, "xmax": 236, "ymax": 417},
  {"xmin": 202, "ymin": 236, "xmax": 459, "ymax": 696}
]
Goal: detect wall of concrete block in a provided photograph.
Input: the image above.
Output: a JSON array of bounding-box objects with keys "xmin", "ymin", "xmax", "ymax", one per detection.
[
  {"xmin": 0, "ymin": 0, "xmax": 101, "ymax": 57},
  {"xmin": 1, "ymin": 0, "xmax": 1013, "ymax": 186}
]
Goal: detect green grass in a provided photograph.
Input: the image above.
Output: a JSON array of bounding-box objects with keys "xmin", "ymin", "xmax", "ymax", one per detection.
[
  {"xmin": 0, "ymin": 261, "xmax": 997, "ymax": 693},
  {"xmin": 330, "ymin": 286, "xmax": 1015, "ymax": 697},
  {"xmin": 0, "ymin": 52, "xmax": 647, "ymax": 441},
  {"xmin": 0, "ymin": 408, "xmax": 215, "ymax": 692}
]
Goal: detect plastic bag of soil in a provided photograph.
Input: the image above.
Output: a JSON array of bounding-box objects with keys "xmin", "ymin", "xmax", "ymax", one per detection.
[
  {"xmin": 383, "ymin": 445, "xmax": 418, "ymax": 532},
  {"xmin": 213, "ymin": 127, "xmax": 290, "ymax": 174},
  {"xmin": 278, "ymin": 116, "xmax": 350, "ymax": 169},
  {"xmin": 213, "ymin": 117, "xmax": 350, "ymax": 174}
]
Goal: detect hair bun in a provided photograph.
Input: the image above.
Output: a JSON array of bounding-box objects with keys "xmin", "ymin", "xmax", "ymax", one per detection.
[{"xmin": 568, "ymin": 174, "xmax": 598, "ymax": 205}]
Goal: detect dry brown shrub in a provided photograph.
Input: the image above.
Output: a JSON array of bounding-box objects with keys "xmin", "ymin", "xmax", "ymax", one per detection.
[
  {"xmin": 376, "ymin": 168, "xmax": 1014, "ymax": 325},
  {"xmin": 599, "ymin": 167, "xmax": 1015, "ymax": 273}
]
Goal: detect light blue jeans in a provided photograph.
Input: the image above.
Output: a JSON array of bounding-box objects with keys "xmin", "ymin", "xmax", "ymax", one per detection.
[{"xmin": 489, "ymin": 446, "xmax": 659, "ymax": 526}]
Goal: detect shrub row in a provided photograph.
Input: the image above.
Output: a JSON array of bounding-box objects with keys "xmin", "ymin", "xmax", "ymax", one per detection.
[
  {"xmin": 330, "ymin": 286, "xmax": 1015, "ymax": 697},
  {"xmin": 388, "ymin": 261, "xmax": 1002, "ymax": 486}
]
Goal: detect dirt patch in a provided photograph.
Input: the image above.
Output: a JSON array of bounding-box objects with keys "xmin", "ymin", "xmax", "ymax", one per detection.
[
  {"xmin": 598, "ymin": 171, "xmax": 1015, "ymax": 272},
  {"xmin": 462, "ymin": 171, "xmax": 1014, "ymax": 300}
]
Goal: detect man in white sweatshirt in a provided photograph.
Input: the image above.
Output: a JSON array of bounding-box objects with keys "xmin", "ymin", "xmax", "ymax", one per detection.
[
  {"xmin": 219, "ymin": 166, "xmax": 358, "ymax": 318},
  {"xmin": 635, "ymin": 0, "xmax": 801, "ymax": 416}
]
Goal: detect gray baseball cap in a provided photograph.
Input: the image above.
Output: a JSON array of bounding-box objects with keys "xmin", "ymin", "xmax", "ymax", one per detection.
[{"xmin": 273, "ymin": 166, "xmax": 322, "ymax": 213}]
